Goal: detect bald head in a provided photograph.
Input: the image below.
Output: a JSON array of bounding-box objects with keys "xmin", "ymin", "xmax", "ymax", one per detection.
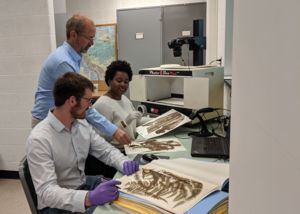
[{"xmin": 66, "ymin": 14, "xmax": 95, "ymax": 39}]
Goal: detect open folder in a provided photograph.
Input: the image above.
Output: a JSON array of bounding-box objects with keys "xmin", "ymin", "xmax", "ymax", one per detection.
[{"xmin": 113, "ymin": 158, "xmax": 229, "ymax": 214}]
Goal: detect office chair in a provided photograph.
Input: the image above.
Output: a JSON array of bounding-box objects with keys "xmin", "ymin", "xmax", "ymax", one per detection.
[{"xmin": 18, "ymin": 156, "xmax": 39, "ymax": 214}]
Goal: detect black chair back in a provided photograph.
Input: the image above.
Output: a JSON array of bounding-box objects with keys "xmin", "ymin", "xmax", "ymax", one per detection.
[{"xmin": 19, "ymin": 156, "xmax": 39, "ymax": 214}]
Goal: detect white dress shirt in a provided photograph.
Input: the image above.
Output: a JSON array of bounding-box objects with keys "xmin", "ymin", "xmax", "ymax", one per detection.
[{"xmin": 26, "ymin": 111, "xmax": 129, "ymax": 212}]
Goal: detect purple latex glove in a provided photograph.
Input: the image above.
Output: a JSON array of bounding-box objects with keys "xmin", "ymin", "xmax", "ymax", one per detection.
[
  {"xmin": 89, "ymin": 179, "xmax": 121, "ymax": 206},
  {"xmin": 123, "ymin": 160, "xmax": 139, "ymax": 176}
]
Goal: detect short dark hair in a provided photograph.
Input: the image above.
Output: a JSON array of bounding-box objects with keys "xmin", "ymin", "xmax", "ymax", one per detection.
[
  {"xmin": 66, "ymin": 14, "xmax": 93, "ymax": 39},
  {"xmin": 105, "ymin": 60, "xmax": 133, "ymax": 86},
  {"xmin": 53, "ymin": 72, "xmax": 94, "ymax": 107}
]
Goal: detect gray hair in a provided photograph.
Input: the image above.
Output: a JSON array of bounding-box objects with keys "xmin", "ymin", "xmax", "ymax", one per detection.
[{"xmin": 66, "ymin": 14, "xmax": 93, "ymax": 39}]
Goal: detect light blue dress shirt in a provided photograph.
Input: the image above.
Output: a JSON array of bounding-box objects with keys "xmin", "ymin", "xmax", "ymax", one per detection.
[
  {"xmin": 27, "ymin": 111, "xmax": 129, "ymax": 212},
  {"xmin": 31, "ymin": 41, "xmax": 117, "ymax": 137}
]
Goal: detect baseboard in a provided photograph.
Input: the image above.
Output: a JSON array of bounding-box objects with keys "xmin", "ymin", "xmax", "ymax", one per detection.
[{"xmin": 0, "ymin": 170, "xmax": 19, "ymax": 179}]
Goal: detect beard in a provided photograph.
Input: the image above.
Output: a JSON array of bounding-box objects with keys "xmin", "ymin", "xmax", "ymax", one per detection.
[
  {"xmin": 70, "ymin": 103, "xmax": 87, "ymax": 119},
  {"xmin": 80, "ymin": 47, "xmax": 88, "ymax": 53},
  {"xmin": 80, "ymin": 43, "xmax": 91, "ymax": 53},
  {"xmin": 75, "ymin": 38, "xmax": 91, "ymax": 53}
]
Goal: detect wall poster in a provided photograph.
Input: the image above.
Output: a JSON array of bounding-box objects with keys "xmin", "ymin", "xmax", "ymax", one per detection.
[{"xmin": 80, "ymin": 24, "xmax": 117, "ymax": 81}]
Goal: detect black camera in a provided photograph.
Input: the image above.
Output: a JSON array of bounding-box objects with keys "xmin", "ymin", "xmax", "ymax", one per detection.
[
  {"xmin": 168, "ymin": 38, "xmax": 187, "ymax": 57},
  {"xmin": 168, "ymin": 36, "xmax": 205, "ymax": 58}
]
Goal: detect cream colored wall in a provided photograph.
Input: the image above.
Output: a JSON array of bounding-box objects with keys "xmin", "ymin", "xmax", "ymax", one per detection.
[
  {"xmin": 0, "ymin": 0, "xmax": 56, "ymax": 170},
  {"xmin": 66, "ymin": 0, "xmax": 206, "ymax": 24},
  {"xmin": 116, "ymin": 0, "xmax": 206, "ymax": 9}
]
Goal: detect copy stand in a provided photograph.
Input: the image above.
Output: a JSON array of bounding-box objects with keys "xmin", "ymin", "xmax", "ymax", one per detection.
[{"xmin": 188, "ymin": 113, "xmax": 213, "ymax": 137}]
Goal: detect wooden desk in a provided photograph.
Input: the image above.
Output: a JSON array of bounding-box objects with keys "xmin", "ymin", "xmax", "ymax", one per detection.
[{"xmin": 92, "ymin": 127, "xmax": 229, "ymax": 214}]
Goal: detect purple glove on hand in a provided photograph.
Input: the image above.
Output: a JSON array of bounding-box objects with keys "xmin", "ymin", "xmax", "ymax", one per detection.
[
  {"xmin": 89, "ymin": 179, "xmax": 121, "ymax": 206},
  {"xmin": 123, "ymin": 160, "xmax": 139, "ymax": 176}
]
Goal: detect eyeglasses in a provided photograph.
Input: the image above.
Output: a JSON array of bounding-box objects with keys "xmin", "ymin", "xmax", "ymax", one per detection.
[
  {"xmin": 81, "ymin": 97, "xmax": 93, "ymax": 105},
  {"xmin": 79, "ymin": 34, "xmax": 95, "ymax": 42}
]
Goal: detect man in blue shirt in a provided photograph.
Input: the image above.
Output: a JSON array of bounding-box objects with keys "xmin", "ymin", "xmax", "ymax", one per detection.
[{"xmin": 31, "ymin": 14, "xmax": 130, "ymax": 145}]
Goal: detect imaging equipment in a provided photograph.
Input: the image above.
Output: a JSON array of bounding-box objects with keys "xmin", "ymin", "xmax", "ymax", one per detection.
[
  {"xmin": 129, "ymin": 65, "xmax": 224, "ymax": 117},
  {"xmin": 168, "ymin": 19, "xmax": 206, "ymax": 66},
  {"xmin": 168, "ymin": 35, "xmax": 205, "ymax": 57}
]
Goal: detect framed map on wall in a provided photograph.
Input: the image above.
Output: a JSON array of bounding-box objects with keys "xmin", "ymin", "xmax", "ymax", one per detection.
[{"xmin": 80, "ymin": 24, "xmax": 117, "ymax": 81}]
